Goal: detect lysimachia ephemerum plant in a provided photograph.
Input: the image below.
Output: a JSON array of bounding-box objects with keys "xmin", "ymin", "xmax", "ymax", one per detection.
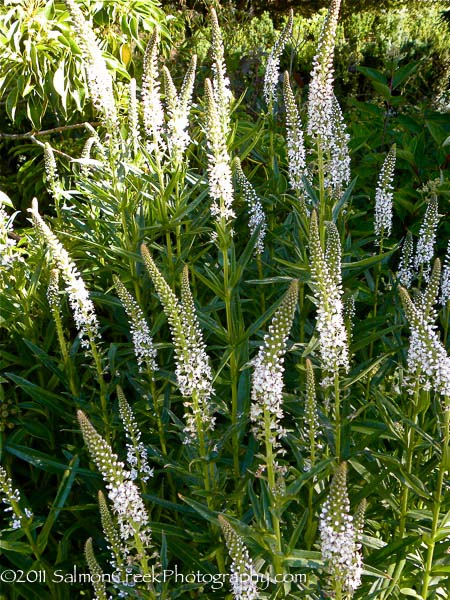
[
  {"xmin": 263, "ymin": 10, "xmax": 293, "ymax": 110},
  {"xmin": 374, "ymin": 145, "xmax": 396, "ymax": 246},
  {"xmin": 219, "ymin": 515, "xmax": 258, "ymax": 600}
]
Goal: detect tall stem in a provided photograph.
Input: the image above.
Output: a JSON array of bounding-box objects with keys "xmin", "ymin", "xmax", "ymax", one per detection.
[{"xmin": 334, "ymin": 372, "xmax": 341, "ymax": 460}]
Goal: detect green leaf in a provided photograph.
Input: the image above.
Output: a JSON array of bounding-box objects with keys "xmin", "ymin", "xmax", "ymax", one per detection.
[
  {"xmin": 392, "ymin": 61, "xmax": 420, "ymax": 89},
  {"xmin": 357, "ymin": 66, "xmax": 388, "ymax": 85},
  {"xmin": 6, "ymin": 87, "xmax": 19, "ymax": 121}
]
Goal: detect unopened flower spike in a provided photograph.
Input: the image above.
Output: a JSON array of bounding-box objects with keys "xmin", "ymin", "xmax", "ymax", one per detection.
[
  {"xmin": 319, "ymin": 462, "xmax": 363, "ymax": 595},
  {"xmin": 264, "ymin": 10, "xmax": 293, "ymax": 108},
  {"xmin": 205, "ymin": 78, "xmax": 235, "ymax": 223},
  {"xmin": 400, "ymin": 277, "xmax": 450, "ymax": 398},
  {"xmin": 98, "ymin": 490, "xmax": 128, "ymax": 575},
  {"xmin": 283, "ymin": 72, "xmax": 308, "ymax": 200},
  {"xmin": 307, "ymin": 0, "xmax": 342, "ymax": 147},
  {"xmin": 398, "ymin": 231, "xmax": 415, "ymax": 288},
  {"xmin": 441, "ymin": 241, "xmax": 450, "ymax": 306},
  {"xmin": 114, "ymin": 276, "xmax": 157, "ymax": 374},
  {"xmin": 414, "ymin": 193, "xmax": 439, "ymax": 279},
  {"xmin": 374, "ymin": 144, "xmax": 396, "ymax": 243},
  {"xmin": 309, "ymin": 212, "xmax": 349, "ymax": 386},
  {"xmin": 250, "ymin": 280, "xmax": 298, "ymax": 466},
  {"xmin": 44, "ymin": 143, "xmax": 63, "ymax": 200},
  {"xmin": 218, "ymin": 515, "xmax": 258, "ymax": 600},
  {"xmin": 65, "ymin": 0, "xmax": 117, "ymax": 126},
  {"xmin": 233, "ymin": 158, "xmax": 266, "ymax": 254},
  {"xmin": 305, "ymin": 358, "xmax": 320, "ymax": 468},
  {"xmin": 77, "ymin": 410, "xmax": 151, "ymax": 545},
  {"xmin": 142, "ymin": 29, "xmax": 165, "ymax": 155},
  {"xmin": 210, "ymin": 7, "xmax": 232, "ymax": 137},
  {"xmin": 28, "ymin": 199, "xmax": 100, "ymax": 349},
  {"xmin": 85, "ymin": 538, "xmax": 108, "ymax": 600},
  {"xmin": 117, "ymin": 386, "xmax": 154, "ymax": 482}
]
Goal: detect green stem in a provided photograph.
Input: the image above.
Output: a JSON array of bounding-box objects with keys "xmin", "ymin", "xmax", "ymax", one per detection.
[
  {"xmin": 334, "ymin": 373, "xmax": 341, "ymax": 460},
  {"xmin": 421, "ymin": 407, "xmax": 449, "ymax": 598}
]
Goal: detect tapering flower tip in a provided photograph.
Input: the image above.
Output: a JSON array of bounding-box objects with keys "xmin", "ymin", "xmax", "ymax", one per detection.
[
  {"xmin": 117, "ymin": 386, "xmax": 154, "ymax": 482},
  {"xmin": 85, "ymin": 538, "xmax": 108, "ymax": 600},
  {"xmin": 327, "ymin": 94, "xmax": 351, "ymax": 198},
  {"xmin": 250, "ymin": 281, "xmax": 298, "ymax": 458},
  {"xmin": 204, "ymin": 78, "xmax": 235, "ymax": 223},
  {"xmin": 113, "ymin": 276, "xmax": 157, "ymax": 373},
  {"xmin": 28, "ymin": 199, "xmax": 100, "ymax": 348},
  {"xmin": 65, "ymin": 0, "xmax": 117, "ymax": 126},
  {"xmin": 441, "ymin": 242, "xmax": 450, "ymax": 306},
  {"xmin": 305, "ymin": 358, "xmax": 319, "ymax": 446},
  {"xmin": 98, "ymin": 490, "xmax": 124, "ymax": 563},
  {"xmin": 353, "ymin": 498, "xmax": 367, "ymax": 545},
  {"xmin": 415, "ymin": 193, "xmax": 439, "ymax": 278},
  {"xmin": 210, "ymin": 7, "xmax": 232, "ymax": 132},
  {"xmin": 128, "ymin": 77, "xmax": 140, "ymax": 147},
  {"xmin": 77, "ymin": 410, "xmax": 151, "ymax": 543},
  {"xmin": 400, "ymin": 284, "xmax": 450, "ymax": 397},
  {"xmin": 418, "ymin": 258, "xmax": 441, "ymax": 321},
  {"xmin": 307, "ymin": 0, "xmax": 342, "ymax": 144},
  {"xmin": 44, "ymin": 143, "xmax": 63, "ymax": 199},
  {"xmin": 320, "ymin": 462, "xmax": 362, "ymax": 594},
  {"xmin": 397, "ymin": 231, "xmax": 415, "ymax": 288},
  {"xmin": 233, "ymin": 157, "xmax": 267, "ymax": 254},
  {"xmin": 374, "ymin": 144, "xmax": 396, "ymax": 243},
  {"xmin": 47, "ymin": 268, "xmax": 60, "ymax": 312},
  {"xmin": 218, "ymin": 515, "xmax": 258, "ymax": 600},
  {"xmin": 142, "ymin": 29, "xmax": 165, "ymax": 150},
  {"xmin": 283, "ymin": 71, "xmax": 308, "ymax": 197},
  {"xmin": 264, "ymin": 10, "xmax": 294, "ymax": 108}
]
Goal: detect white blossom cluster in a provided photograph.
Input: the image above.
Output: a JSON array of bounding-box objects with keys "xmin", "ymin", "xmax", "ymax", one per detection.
[
  {"xmin": 309, "ymin": 214, "xmax": 349, "ymax": 386},
  {"xmin": 78, "ymin": 411, "xmax": 151, "ymax": 545},
  {"xmin": 114, "ymin": 276, "xmax": 157, "ymax": 374},
  {"xmin": 250, "ymin": 281, "xmax": 298, "ymax": 461},
  {"xmin": 283, "ymin": 72, "xmax": 308, "ymax": 197},
  {"xmin": 117, "ymin": 387, "xmax": 154, "ymax": 483},
  {"xmin": 65, "ymin": 0, "xmax": 117, "ymax": 125},
  {"xmin": 205, "ymin": 78, "xmax": 235, "ymax": 222},
  {"xmin": 440, "ymin": 241, "xmax": 450, "ymax": 306},
  {"xmin": 263, "ymin": 10, "xmax": 293, "ymax": 108},
  {"xmin": 233, "ymin": 158, "xmax": 267, "ymax": 254},
  {"xmin": 307, "ymin": 0, "xmax": 341, "ymax": 147},
  {"xmin": 29, "ymin": 199, "xmax": 100, "ymax": 348},
  {"xmin": 414, "ymin": 194, "xmax": 439, "ymax": 278},
  {"xmin": 400, "ymin": 269, "xmax": 450, "ymax": 398},
  {"xmin": 163, "ymin": 55, "xmax": 197, "ymax": 167},
  {"xmin": 0, "ymin": 465, "xmax": 33, "ymax": 530},
  {"xmin": 141, "ymin": 246, "xmax": 215, "ymax": 442},
  {"xmin": 142, "ymin": 29, "xmax": 166, "ymax": 156},
  {"xmin": 398, "ymin": 232, "xmax": 415, "ymax": 288},
  {"xmin": 327, "ymin": 95, "xmax": 351, "ymax": 198},
  {"xmin": 319, "ymin": 463, "xmax": 363, "ymax": 595},
  {"xmin": 219, "ymin": 515, "xmax": 258, "ymax": 600},
  {"xmin": 374, "ymin": 145, "xmax": 396, "ymax": 243}
]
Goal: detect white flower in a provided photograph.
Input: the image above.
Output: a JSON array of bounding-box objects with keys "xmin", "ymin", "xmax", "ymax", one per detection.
[
  {"xmin": 374, "ymin": 145, "xmax": 396, "ymax": 242},
  {"xmin": 263, "ymin": 11, "xmax": 293, "ymax": 108},
  {"xmin": 440, "ymin": 241, "xmax": 450, "ymax": 306},
  {"xmin": 398, "ymin": 232, "xmax": 415, "ymax": 288},
  {"xmin": 250, "ymin": 281, "xmax": 298, "ymax": 464},
  {"xmin": 210, "ymin": 8, "xmax": 232, "ymax": 138},
  {"xmin": 233, "ymin": 158, "xmax": 266, "ymax": 254},
  {"xmin": 415, "ymin": 193, "xmax": 439, "ymax": 278},
  {"xmin": 219, "ymin": 516, "xmax": 258, "ymax": 600},
  {"xmin": 283, "ymin": 72, "xmax": 308, "ymax": 197},
  {"xmin": 114, "ymin": 277, "xmax": 157, "ymax": 373},
  {"xmin": 142, "ymin": 29, "xmax": 166, "ymax": 156},
  {"xmin": 28, "ymin": 199, "xmax": 100, "ymax": 348},
  {"xmin": 205, "ymin": 78, "xmax": 235, "ymax": 222},
  {"xmin": 0, "ymin": 466, "xmax": 32, "ymax": 530},
  {"xmin": 66, "ymin": 0, "xmax": 117, "ymax": 125},
  {"xmin": 309, "ymin": 213, "xmax": 349, "ymax": 384},
  {"xmin": 307, "ymin": 0, "xmax": 342, "ymax": 147},
  {"xmin": 320, "ymin": 463, "xmax": 363, "ymax": 594},
  {"xmin": 327, "ymin": 95, "xmax": 351, "ymax": 198}
]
